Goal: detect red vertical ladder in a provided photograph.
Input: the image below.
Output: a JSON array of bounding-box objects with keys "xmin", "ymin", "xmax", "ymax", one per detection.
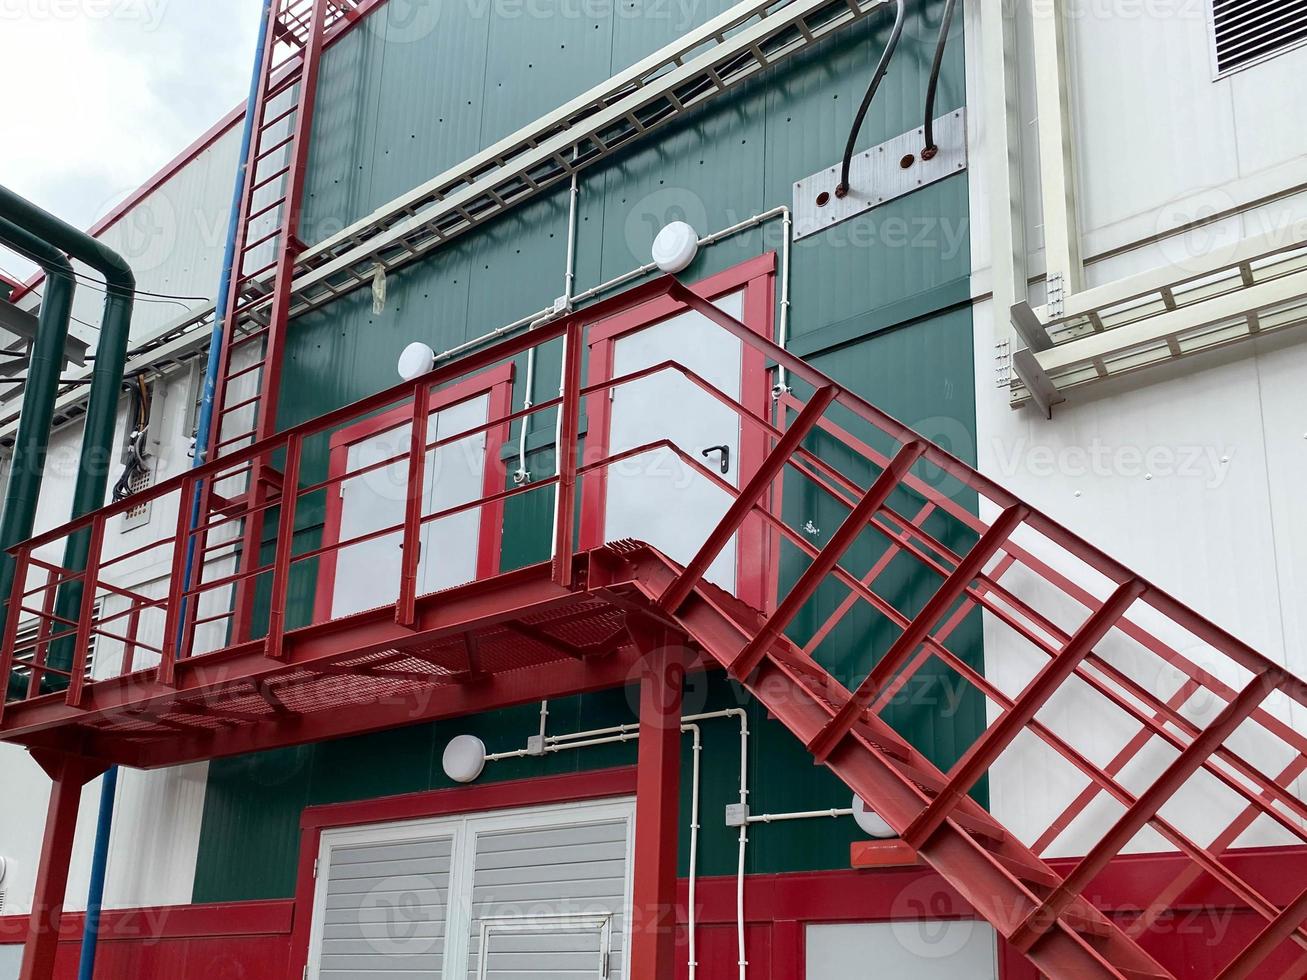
[{"xmin": 200, "ymin": 0, "xmax": 357, "ymax": 643}]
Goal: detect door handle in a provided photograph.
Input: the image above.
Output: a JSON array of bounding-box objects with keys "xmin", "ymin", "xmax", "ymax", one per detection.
[{"xmin": 702, "ymin": 445, "xmax": 730, "ymax": 474}]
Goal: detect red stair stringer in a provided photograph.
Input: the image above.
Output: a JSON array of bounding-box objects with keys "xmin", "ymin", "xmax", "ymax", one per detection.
[{"xmin": 614, "ymin": 547, "xmax": 1174, "ymax": 980}]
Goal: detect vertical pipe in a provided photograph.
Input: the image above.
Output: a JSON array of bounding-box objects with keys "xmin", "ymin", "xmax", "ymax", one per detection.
[{"xmin": 0, "ymin": 219, "xmax": 76, "ymax": 700}]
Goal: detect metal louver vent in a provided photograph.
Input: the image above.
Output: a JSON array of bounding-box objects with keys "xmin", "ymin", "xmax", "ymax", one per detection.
[{"xmin": 1212, "ymin": 0, "xmax": 1307, "ymax": 75}]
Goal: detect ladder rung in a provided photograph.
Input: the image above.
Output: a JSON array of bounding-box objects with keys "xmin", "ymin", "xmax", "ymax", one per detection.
[
  {"xmin": 229, "ymin": 328, "xmax": 270, "ymax": 351},
  {"xmin": 221, "ymin": 393, "xmax": 262, "ymax": 415},
  {"xmin": 251, "ymin": 165, "xmax": 291, "ymax": 195},
  {"xmin": 255, "ymin": 133, "xmax": 295, "ymax": 164},
  {"xmin": 242, "ymin": 226, "xmax": 283, "ymax": 254},
  {"xmin": 259, "ymin": 101, "xmax": 300, "ymax": 135},
  {"xmin": 247, "ymin": 195, "xmax": 288, "ymax": 224},
  {"xmin": 226, "ymin": 359, "xmax": 267, "ymax": 384},
  {"xmin": 238, "ymin": 258, "xmax": 278, "ymax": 284}
]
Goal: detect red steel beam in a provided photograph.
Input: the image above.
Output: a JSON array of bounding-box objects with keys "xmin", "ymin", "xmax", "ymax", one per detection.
[
  {"xmin": 553, "ymin": 318, "xmax": 584, "ymax": 587},
  {"xmin": 1013, "ymin": 670, "xmax": 1283, "ymax": 954},
  {"xmin": 1218, "ymin": 880, "xmax": 1307, "ymax": 980},
  {"xmin": 19, "ymin": 751, "xmax": 108, "ymax": 980},
  {"xmin": 903, "ymin": 577, "xmax": 1146, "ymax": 848},
  {"xmin": 808, "ymin": 502, "xmax": 1028, "ymax": 764},
  {"xmin": 729, "ymin": 439, "xmax": 928, "ymax": 680},
  {"xmin": 396, "ymin": 384, "xmax": 432, "ymax": 628},
  {"xmin": 629, "ymin": 627, "xmax": 684, "ymax": 978}
]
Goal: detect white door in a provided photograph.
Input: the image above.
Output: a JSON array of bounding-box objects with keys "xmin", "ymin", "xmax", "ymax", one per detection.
[
  {"xmin": 602, "ymin": 291, "xmax": 745, "ymax": 593},
  {"xmin": 331, "ymin": 393, "xmax": 490, "ymax": 617}
]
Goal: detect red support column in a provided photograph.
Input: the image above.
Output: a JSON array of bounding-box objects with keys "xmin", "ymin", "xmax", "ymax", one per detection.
[
  {"xmin": 630, "ymin": 628, "xmax": 685, "ymax": 980},
  {"xmin": 20, "ymin": 750, "xmax": 108, "ymax": 980}
]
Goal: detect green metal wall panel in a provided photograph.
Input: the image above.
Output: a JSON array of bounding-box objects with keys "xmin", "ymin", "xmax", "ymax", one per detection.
[{"xmin": 193, "ymin": 0, "xmax": 976, "ymax": 902}]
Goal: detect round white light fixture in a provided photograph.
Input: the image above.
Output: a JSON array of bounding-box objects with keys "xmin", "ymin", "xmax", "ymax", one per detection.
[
  {"xmin": 651, "ymin": 221, "xmax": 699, "ymax": 274},
  {"xmin": 442, "ymin": 734, "xmax": 487, "ymax": 784},
  {"xmin": 397, "ymin": 341, "xmax": 436, "ymax": 382},
  {"xmin": 852, "ymin": 794, "xmax": 897, "ymax": 839}
]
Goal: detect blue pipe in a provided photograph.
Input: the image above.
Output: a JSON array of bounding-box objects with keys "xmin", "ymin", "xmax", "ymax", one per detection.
[{"xmin": 76, "ymin": 4, "xmax": 275, "ymax": 978}]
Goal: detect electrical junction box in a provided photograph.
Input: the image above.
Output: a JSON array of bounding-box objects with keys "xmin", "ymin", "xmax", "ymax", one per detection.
[
  {"xmin": 526, "ymin": 735, "xmax": 546, "ymax": 756},
  {"xmin": 792, "ymin": 109, "xmax": 968, "ymax": 241},
  {"xmin": 725, "ymin": 803, "xmax": 750, "ymax": 827}
]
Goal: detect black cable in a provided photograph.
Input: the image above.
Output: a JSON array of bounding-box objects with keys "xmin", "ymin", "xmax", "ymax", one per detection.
[
  {"xmin": 113, "ymin": 374, "xmax": 152, "ymax": 502},
  {"xmin": 1, "ymin": 240, "xmax": 210, "ymax": 306},
  {"xmin": 837, "ymin": 0, "xmax": 908, "ymax": 197},
  {"xmin": 922, "ymin": 0, "xmax": 959, "ymax": 158}
]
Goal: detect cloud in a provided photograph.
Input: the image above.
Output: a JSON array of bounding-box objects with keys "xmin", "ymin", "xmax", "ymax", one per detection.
[{"xmin": 0, "ymin": 0, "xmax": 263, "ymax": 280}]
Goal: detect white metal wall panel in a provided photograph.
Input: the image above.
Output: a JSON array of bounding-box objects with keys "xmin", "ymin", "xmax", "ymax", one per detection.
[
  {"xmin": 968, "ymin": 298, "xmax": 1307, "ymax": 857},
  {"xmin": 56, "ymin": 122, "xmax": 244, "ymax": 351},
  {"xmin": 805, "ymin": 921, "xmax": 998, "ymax": 978}
]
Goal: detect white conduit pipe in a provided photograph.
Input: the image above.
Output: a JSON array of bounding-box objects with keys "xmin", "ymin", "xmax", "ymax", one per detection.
[
  {"xmin": 484, "ymin": 706, "xmax": 751, "ymax": 979},
  {"xmin": 432, "ymin": 205, "xmax": 794, "ymax": 389},
  {"xmin": 748, "ymin": 808, "xmax": 853, "ymax": 823},
  {"xmin": 516, "ymin": 165, "xmax": 582, "ymax": 484}
]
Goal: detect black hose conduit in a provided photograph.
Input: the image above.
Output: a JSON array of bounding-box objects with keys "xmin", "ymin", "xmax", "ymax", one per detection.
[
  {"xmin": 922, "ymin": 0, "xmax": 958, "ymax": 158},
  {"xmin": 836, "ymin": 0, "xmax": 907, "ymax": 197}
]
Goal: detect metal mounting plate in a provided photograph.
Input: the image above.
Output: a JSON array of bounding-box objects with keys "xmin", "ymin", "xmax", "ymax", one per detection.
[{"xmin": 792, "ymin": 110, "xmax": 968, "ymax": 241}]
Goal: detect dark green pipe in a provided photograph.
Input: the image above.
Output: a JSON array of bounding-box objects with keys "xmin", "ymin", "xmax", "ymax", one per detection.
[
  {"xmin": 0, "ymin": 186, "xmax": 135, "ymax": 689},
  {"xmin": 0, "ymin": 219, "xmax": 77, "ymax": 700}
]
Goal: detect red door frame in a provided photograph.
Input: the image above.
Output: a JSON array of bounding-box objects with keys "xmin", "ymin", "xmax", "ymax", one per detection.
[
  {"xmin": 285, "ymin": 767, "xmax": 638, "ymax": 980},
  {"xmin": 580, "ymin": 252, "xmax": 776, "ymax": 612},
  {"xmin": 313, "ymin": 363, "xmax": 515, "ymax": 620}
]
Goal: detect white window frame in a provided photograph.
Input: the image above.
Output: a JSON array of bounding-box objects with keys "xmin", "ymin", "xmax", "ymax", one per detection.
[{"xmin": 305, "ymin": 796, "xmax": 635, "ymax": 980}]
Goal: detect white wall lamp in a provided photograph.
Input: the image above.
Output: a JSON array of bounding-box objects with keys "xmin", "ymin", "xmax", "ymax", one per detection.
[
  {"xmin": 651, "ymin": 221, "xmax": 699, "ymax": 274},
  {"xmin": 852, "ymin": 795, "xmax": 898, "ymax": 839},
  {"xmin": 442, "ymin": 734, "xmax": 488, "ymax": 784},
  {"xmin": 397, "ymin": 341, "xmax": 437, "ymax": 382}
]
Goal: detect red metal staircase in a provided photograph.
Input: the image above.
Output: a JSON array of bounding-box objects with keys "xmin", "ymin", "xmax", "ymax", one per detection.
[{"xmin": 4, "ymin": 276, "xmax": 1307, "ymax": 978}]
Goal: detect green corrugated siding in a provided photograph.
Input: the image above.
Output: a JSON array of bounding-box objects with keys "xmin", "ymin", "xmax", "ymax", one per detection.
[{"xmin": 193, "ymin": 0, "xmax": 974, "ymax": 902}]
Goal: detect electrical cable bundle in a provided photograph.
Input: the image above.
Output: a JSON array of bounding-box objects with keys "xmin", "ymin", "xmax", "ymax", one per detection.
[{"xmin": 112, "ymin": 374, "xmax": 152, "ymax": 502}]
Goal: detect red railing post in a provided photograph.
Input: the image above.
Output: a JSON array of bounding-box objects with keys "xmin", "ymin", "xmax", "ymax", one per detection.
[
  {"xmin": 65, "ymin": 515, "xmax": 106, "ymax": 708},
  {"xmin": 0, "ymin": 544, "xmax": 31, "ymax": 723},
  {"xmin": 397, "ymin": 385, "xmax": 432, "ymax": 628},
  {"xmin": 659, "ymin": 384, "xmax": 841, "ymax": 615},
  {"xmin": 122, "ymin": 604, "xmax": 142, "ymax": 676},
  {"xmin": 28, "ymin": 570, "xmax": 59, "ymax": 700},
  {"xmin": 266, "ymin": 434, "xmax": 303, "ymax": 660},
  {"xmin": 729, "ymin": 439, "xmax": 928, "ymax": 680},
  {"xmin": 553, "ymin": 318, "xmax": 584, "ymax": 588},
  {"xmin": 158, "ymin": 476, "xmax": 196, "ymax": 687}
]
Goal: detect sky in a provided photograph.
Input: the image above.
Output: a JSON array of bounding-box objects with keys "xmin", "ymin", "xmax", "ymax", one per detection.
[{"xmin": 0, "ymin": 0, "xmax": 264, "ymax": 282}]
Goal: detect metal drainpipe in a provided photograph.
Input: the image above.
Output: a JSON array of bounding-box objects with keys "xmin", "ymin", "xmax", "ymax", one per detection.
[{"xmin": 0, "ymin": 218, "xmax": 76, "ymax": 699}]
